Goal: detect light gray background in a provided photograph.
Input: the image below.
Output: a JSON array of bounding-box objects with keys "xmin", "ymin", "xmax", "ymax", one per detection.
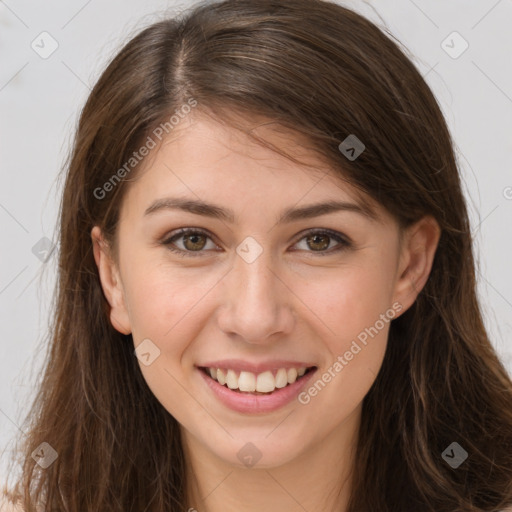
[{"xmin": 1, "ymin": 0, "xmax": 511, "ymax": 482}]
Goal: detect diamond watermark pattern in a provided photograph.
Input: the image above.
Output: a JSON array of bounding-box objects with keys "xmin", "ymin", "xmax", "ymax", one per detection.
[
  {"xmin": 31, "ymin": 236, "xmax": 55, "ymax": 263},
  {"xmin": 442, "ymin": 441, "xmax": 468, "ymax": 468},
  {"xmin": 31, "ymin": 31, "xmax": 59, "ymax": 59},
  {"xmin": 31, "ymin": 442, "xmax": 58, "ymax": 469},
  {"xmin": 441, "ymin": 31, "xmax": 469, "ymax": 59},
  {"xmin": 338, "ymin": 134, "xmax": 365, "ymax": 161},
  {"xmin": 134, "ymin": 338, "xmax": 161, "ymax": 366},
  {"xmin": 237, "ymin": 442, "xmax": 262, "ymax": 468},
  {"xmin": 236, "ymin": 236, "xmax": 263, "ymax": 264}
]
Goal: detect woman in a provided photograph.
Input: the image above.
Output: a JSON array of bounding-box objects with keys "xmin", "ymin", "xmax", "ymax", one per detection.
[{"xmin": 3, "ymin": 0, "xmax": 512, "ymax": 510}]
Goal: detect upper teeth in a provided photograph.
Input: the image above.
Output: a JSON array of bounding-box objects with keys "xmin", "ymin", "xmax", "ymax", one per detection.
[{"xmin": 208, "ymin": 367, "xmax": 308, "ymax": 392}]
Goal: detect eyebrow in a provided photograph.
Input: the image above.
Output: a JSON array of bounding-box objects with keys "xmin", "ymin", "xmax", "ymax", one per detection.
[{"xmin": 143, "ymin": 197, "xmax": 377, "ymax": 223}]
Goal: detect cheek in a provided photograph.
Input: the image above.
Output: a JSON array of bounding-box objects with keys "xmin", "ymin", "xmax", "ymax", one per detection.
[
  {"xmin": 122, "ymin": 259, "xmax": 223, "ymax": 349},
  {"xmin": 291, "ymin": 247, "xmax": 397, "ymax": 404},
  {"xmin": 297, "ymin": 256, "xmax": 397, "ymax": 345},
  {"xmin": 121, "ymin": 262, "xmax": 221, "ymax": 421},
  {"xmin": 295, "ymin": 264, "xmax": 394, "ymax": 427}
]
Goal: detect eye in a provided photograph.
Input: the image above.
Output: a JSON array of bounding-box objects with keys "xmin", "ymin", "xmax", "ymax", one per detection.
[
  {"xmin": 162, "ymin": 228, "xmax": 218, "ymax": 257},
  {"xmin": 292, "ymin": 228, "xmax": 352, "ymax": 256},
  {"xmin": 161, "ymin": 227, "xmax": 352, "ymax": 257}
]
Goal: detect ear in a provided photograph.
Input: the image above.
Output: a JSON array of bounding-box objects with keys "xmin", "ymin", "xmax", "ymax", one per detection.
[
  {"xmin": 392, "ymin": 216, "xmax": 441, "ymax": 316},
  {"xmin": 91, "ymin": 226, "xmax": 132, "ymax": 335}
]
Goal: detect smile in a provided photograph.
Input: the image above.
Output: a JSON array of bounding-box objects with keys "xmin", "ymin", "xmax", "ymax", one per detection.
[
  {"xmin": 197, "ymin": 365, "xmax": 318, "ymax": 414},
  {"xmin": 200, "ymin": 366, "xmax": 315, "ymax": 394}
]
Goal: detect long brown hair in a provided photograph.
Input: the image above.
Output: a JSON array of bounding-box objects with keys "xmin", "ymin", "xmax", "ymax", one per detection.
[{"xmin": 5, "ymin": 0, "xmax": 512, "ymax": 510}]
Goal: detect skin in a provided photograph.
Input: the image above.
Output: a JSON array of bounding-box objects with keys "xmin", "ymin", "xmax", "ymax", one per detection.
[{"xmin": 92, "ymin": 111, "xmax": 440, "ymax": 512}]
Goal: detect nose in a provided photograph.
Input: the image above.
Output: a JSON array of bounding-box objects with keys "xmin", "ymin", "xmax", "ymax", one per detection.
[{"xmin": 216, "ymin": 246, "xmax": 295, "ymax": 345}]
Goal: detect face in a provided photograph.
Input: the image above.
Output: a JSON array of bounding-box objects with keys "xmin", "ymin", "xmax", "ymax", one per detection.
[{"xmin": 92, "ymin": 111, "xmax": 439, "ymax": 469}]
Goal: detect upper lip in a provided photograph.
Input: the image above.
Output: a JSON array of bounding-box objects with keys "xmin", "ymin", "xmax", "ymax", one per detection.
[{"xmin": 197, "ymin": 359, "xmax": 317, "ymax": 373}]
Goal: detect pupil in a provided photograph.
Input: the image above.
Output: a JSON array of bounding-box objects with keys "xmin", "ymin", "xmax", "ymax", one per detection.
[
  {"xmin": 308, "ymin": 234, "xmax": 329, "ymax": 251},
  {"xmin": 184, "ymin": 234, "xmax": 206, "ymax": 251}
]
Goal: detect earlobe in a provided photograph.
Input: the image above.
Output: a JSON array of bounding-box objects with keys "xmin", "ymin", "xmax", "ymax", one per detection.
[
  {"xmin": 392, "ymin": 216, "xmax": 441, "ymax": 315},
  {"xmin": 91, "ymin": 226, "xmax": 132, "ymax": 335}
]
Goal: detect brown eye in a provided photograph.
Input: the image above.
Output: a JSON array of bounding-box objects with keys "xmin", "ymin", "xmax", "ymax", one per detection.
[
  {"xmin": 182, "ymin": 233, "xmax": 207, "ymax": 251},
  {"xmin": 293, "ymin": 229, "xmax": 351, "ymax": 256},
  {"xmin": 305, "ymin": 233, "xmax": 330, "ymax": 251},
  {"xmin": 162, "ymin": 227, "xmax": 351, "ymax": 258},
  {"xmin": 162, "ymin": 228, "xmax": 217, "ymax": 257}
]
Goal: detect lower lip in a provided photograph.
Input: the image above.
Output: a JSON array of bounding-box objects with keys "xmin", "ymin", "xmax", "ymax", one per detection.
[{"xmin": 197, "ymin": 367, "xmax": 318, "ymax": 414}]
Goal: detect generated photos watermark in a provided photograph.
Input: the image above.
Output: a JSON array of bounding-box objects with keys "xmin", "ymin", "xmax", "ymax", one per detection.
[
  {"xmin": 298, "ymin": 301, "xmax": 403, "ymax": 405},
  {"xmin": 93, "ymin": 97, "xmax": 197, "ymax": 200}
]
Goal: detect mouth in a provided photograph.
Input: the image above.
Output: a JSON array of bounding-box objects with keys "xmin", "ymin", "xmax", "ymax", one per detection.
[
  {"xmin": 197, "ymin": 364, "xmax": 319, "ymax": 414},
  {"xmin": 198, "ymin": 365, "xmax": 317, "ymax": 395}
]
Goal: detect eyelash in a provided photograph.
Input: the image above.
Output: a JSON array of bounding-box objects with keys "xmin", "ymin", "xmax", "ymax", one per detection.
[{"xmin": 161, "ymin": 228, "xmax": 352, "ymax": 258}]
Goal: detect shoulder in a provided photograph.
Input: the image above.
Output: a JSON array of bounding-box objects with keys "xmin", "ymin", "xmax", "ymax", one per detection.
[
  {"xmin": 1, "ymin": 488, "xmax": 48, "ymax": 512},
  {"xmin": 0, "ymin": 494, "xmax": 24, "ymax": 512}
]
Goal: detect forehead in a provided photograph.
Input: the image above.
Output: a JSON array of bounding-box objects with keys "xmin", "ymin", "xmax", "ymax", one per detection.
[{"xmin": 120, "ymin": 110, "xmax": 381, "ymax": 220}]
